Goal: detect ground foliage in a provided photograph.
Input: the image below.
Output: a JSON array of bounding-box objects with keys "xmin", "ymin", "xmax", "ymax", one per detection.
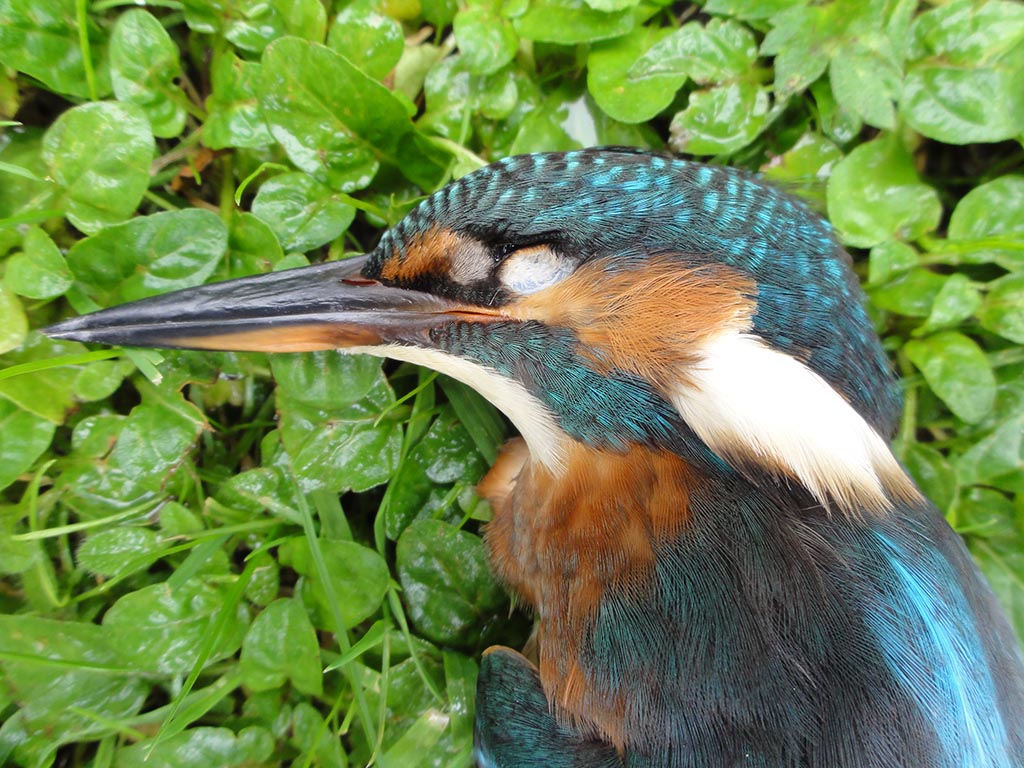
[{"xmin": 0, "ymin": 0, "xmax": 1022, "ymax": 765}]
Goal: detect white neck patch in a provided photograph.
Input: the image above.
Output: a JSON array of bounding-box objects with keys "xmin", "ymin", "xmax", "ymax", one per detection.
[
  {"xmin": 346, "ymin": 344, "xmax": 569, "ymax": 474},
  {"xmin": 669, "ymin": 331, "xmax": 917, "ymax": 513}
]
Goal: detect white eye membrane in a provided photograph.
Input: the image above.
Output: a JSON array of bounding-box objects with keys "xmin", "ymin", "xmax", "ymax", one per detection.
[{"xmin": 498, "ymin": 245, "xmax": 575, "ymax": 295}]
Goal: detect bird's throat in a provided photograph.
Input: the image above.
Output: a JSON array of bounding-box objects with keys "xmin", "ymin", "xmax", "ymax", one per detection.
[{"xmin": 479, "ymin": 438, "xmax": 695, "ymax": 748}]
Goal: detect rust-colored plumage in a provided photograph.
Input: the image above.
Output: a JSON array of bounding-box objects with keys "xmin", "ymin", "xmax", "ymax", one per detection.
[{"xmin": 482, "ymin": 438, "xmax": 694, "ymax": 749}]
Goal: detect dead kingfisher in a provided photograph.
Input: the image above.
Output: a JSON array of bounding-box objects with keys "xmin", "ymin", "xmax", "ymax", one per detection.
[{"xmin": 46, "ymin": 148, "xmax": 1024, "ymax": 767}]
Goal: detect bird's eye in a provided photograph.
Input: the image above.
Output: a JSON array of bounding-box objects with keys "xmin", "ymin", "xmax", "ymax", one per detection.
[
  {"xmin": 493, "ymin": 242, "xmax": 518, "ymax": 262},
  {"xmin": 497, "ymin": 245, "xmax": 576, "ymax": 295}
]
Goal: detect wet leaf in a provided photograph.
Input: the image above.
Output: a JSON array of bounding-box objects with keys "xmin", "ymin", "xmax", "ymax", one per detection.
[
  {"xmin": 0, "ymin": 399, "xmax": 55, "ymax": 491},
  {"xmin": 979, "ymin": 274, "xmax": 1024, "ymax": 344},
  {"xmin": 631, "ymin": 18, "xmax": 758, "ymax": 83},
  {"xmin": 513, "ymin": 0, "xmax": 634, "ymax": 44},
  {"xmin": 948, "ymin": 175, "xmax": 1024, "ymax": 270},
  {"xmin": 240, "ymin": 598, "xmax": 323, "ymax": 695},
  {"xmin": 588, "ymin": 26, "xmax": 683, "ymax": 124},
  {"xmin": 396, "ymin": 520, "xmax": 506, "ymax": 646},
  {"xmin": 0, "ymin": 615, "xmax": 148, "ymax": 764},
  {"xmin": 203, "ymin": 52, "xmax": 274, "ymax": 150},
  {"xmin": 905, "ymin": 331, "xmax": 996, "ymax": 424},
  {"xmin": 327, "ymin": 0, "xmax": 404, "ymax": 80},
  {"xmin": 902, "ymin": 0, "xmax": 1024, "ymax": 143},
  {"xmin": 0, "ymin": 285, "xmax": 27, "ymax": 353},
  {"xmin": 4, "ymin": 226, "xmax": 72, "ymax": 299},
  {"xmin": 274, "ymin": 352, "xmax": 401, "ymax": 493},
  {"xmin": 77, "ymin": 527, "xmax": 165, "ymax": 578},
  {"xmin": 258, "ymin": 37, "xmax": 412, "ymax": 191},
  {"xmin": 0, "ymin": 0, "xmax": 111, "ymax": 98},
  {"xmin": 66, "ymin": 209, "xmax": 228, "ymax": 305},
  {"xmin": 110, "ymin": 9, "xmax": 185, "ymax": 138},
  {"xmin": 284, "ymin": 537, "xmax": 389, "ymax": 629},
  {"xmin": 103, "ymin": 578, "xmax": 250, "ymax": 676},
  {"xmin": 42, "ymin": 102, "xmax": 154, "ymax": 235},
  {"xmin": 957, "ymin": 416, "xmax": 1024, "ymax": 491},
  {"xmin": 251, "ymin": 172, "xmax": 355, "ymax": 252},
  {"xmin": 454, "ymin": 6, "xmax": 519, "ymax": 76},
  {"xmin": 826, "ymin": 134, "xmax": 941, "ymax": 248},
  {"xmin": 829, "ymin": 36, "xmax": 901, "ymax": 130},
  {"xmin": 669, "ymin": 81, "xmax": 770, "ymax": 155},
  {"xmin": 115, "ymin": 726, "xmax": 275, "ymax": 768}
]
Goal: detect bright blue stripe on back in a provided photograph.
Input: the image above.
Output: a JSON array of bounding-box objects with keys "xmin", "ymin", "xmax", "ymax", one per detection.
[{"xmin": 870, "ymin": 531, "xmax": 1011, "ymax": 767}]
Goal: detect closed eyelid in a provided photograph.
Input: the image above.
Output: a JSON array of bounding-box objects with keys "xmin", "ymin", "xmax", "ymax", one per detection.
[{"xmin": 498, "ymin": 245, "xmax": 577, "ymax": 295}]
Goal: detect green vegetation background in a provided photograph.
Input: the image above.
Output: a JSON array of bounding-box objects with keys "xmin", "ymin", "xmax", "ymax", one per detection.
[{"xmin": 0, "ymin": 0, "xmax": 1022, "ymax": 765}]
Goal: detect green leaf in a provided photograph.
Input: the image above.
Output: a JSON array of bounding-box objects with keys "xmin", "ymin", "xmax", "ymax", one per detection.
[
  {"xmin": 274, "ymin": 352, "xmax": 402, "ymax": 494},
  {"xmin": 826, "ymin": 134, "xmax": 941, "ymax": 248},
  {"xmin": 251, "ymin": 172, "xmax": 356, "ymax": 252},
  {"xmin": 181, "ymin": 0, "xmax": 326, "ymax": 52},
  {"xmin": 903, "ymin": 442, "xmax": 957, "ymax": 511},
  {"xmin": 0, "ymin": 503, "xmax": 42, "ymax": 574},
  {"xmin": 454, "ymin": 7, "xmax": 519, "ymax": 76},
  {"xmin": 868, "ymin": 267, "xmax": 946, "ymax": 317},
  {"xmin": 588, "ymin": 26, "xmax": 683, "ymax": 124},
  {"xmin": 630, "ymin": 18, "xmax": 758, "ymax": 83},
  {"xmin": 0, "ymin": 130, "xmax": 57, "ymax": 251},
  {"xmin": 0, "ymin": 285, "xmax": 27, "ymax": 353},
  {"xmin": 669, "ymin": 81, "xmax": 770, "ymax": 155},
  {"xmin": 258, "ymin": 37, "xmax": 413, "ymax": 192},
  {"xmin": 42, "ymin": 101, "xmax": 154, "ymax": 235},
  {"xmin": 0, "ymin": 0, "xmax": 111, "ymax": 99},
  {"xmin": 948, "ymin": 175, "xmax": 1024, "ymax": 270},
  {"xmin": 760, "ymin": 133, "xmax": 841, "ymax": 207},
  {"xmin": 385, "ymin": 407, "xmax": 489, "ymax": 539},
  {"xmin": 4, "ymin": 226, "xmax": 72, "ymax": 299},
  {"xmin": 396, "ymin": 520, "xmax": 506, "ymax": 646},
  {"xmin": 115, "ymin": 726, "xmax": 275, "ymax": 768},
  {"xmin": 291, "ymin": 702, "xmax": 348, "ymax": 766},
  {"xmin": 513, "ymin": 0, "xmax": 635, "ymax": 44},
  {"xmin": 957, "ymin": 416, "xmax": 1024, "ymax": 492},
  {"xmin": 103, "ymin": 578, "xmax": 250, "ymax": 676},
  {"xmin": 829, "ymin": 36, "xmax": 901, "ymax": 130},
  {"xmin": 979, "ymin": 274, "xmax": 1024, "ymax": 344},
  {"xmin": 704, "ymin": 0, "xmax": 802, "ymax": 21},
  {"xmin": 0, "ymin": 399, "xmax": 55, "ymax": 491},
  {"xmin": 969, "ymin": 538, "xmax": 1024, "ymax": 645},
  {"xmin": 240, "ymin": 598, "xmax": 323, "ymax": 695},
  {"xmin": 284, "ymin": 537, "xmax": 390, "ymax": 629},
  {"xmin": 203, "ymin": 52, "xmax": 274, "ymax": 149},
  {"xmin": 915, "ymin": 273, "xmax": 981, "ymax": 335},
  {"xmin": 809, "ymin": 77, "xmax": 862, "ymax": 145},
  {"xmin": 110, "ymin": 9, "xmax": 186, "ymax": 138},
  {"xmin": 510, "ymin": 86, "xmax": 652, "ymax": 155},
  {"xmin": 77, "ymin": 527, "xmax": 164, "ymax": 578},
  {"xmin": 905, "ymin": 331, "xmax": 996, "ymax": 424},
  {"xmin": 327, "ymin": 0, "xmax": 405, "ymax": 80},
  {"xmin": 901, "ymin": 0, "xmax": 1024, "ymax": 144},
  {"xmin": 444, "ymin": 651, "xmax": 478, "ymax": 748},
  {"xmin": 0, "ymin": 615, "xmax": 148, "ymax": 764},
  {"xmin": 0, "ymin": 336, "xmax": 83, "ymax": 423},
  {"xmin": 867, "ymin": 239, "xmax": 918, "ymax": 285},
  {"xmin": 761, "ymin": 4, "xmax": 838, "ymax": 96},
  {"xmin": 66, "ymin": 209, "xmax": 228, "ymax": 305},
  {"xmin": 224, "ymin": 210, "xmax": 285, "ymax": 279}
]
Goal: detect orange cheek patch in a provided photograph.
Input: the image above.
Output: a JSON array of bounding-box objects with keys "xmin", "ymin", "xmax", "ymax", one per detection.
[
  {"xmin": 511, "ymin": 256, "xmax": 757, "ymax": 389},
  {"xmin": 378, "ymin": 225, "xmax": 462, "ymax": 284}
]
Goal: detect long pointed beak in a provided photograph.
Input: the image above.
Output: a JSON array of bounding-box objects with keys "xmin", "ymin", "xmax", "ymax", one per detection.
[{"xmin": 44, "ymin": 256, "xmax": 471, "ymax": 352}]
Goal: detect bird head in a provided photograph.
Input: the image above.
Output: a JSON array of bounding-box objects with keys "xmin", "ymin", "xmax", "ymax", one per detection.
[{"xmin": 46, "ymin": 148, "xmax": 916, "ymax": 513}]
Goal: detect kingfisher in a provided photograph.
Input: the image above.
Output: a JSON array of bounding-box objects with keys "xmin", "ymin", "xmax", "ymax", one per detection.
[{"xmin": 46, "ymin": 148, "xmax": 1024, "ymax": 767}]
